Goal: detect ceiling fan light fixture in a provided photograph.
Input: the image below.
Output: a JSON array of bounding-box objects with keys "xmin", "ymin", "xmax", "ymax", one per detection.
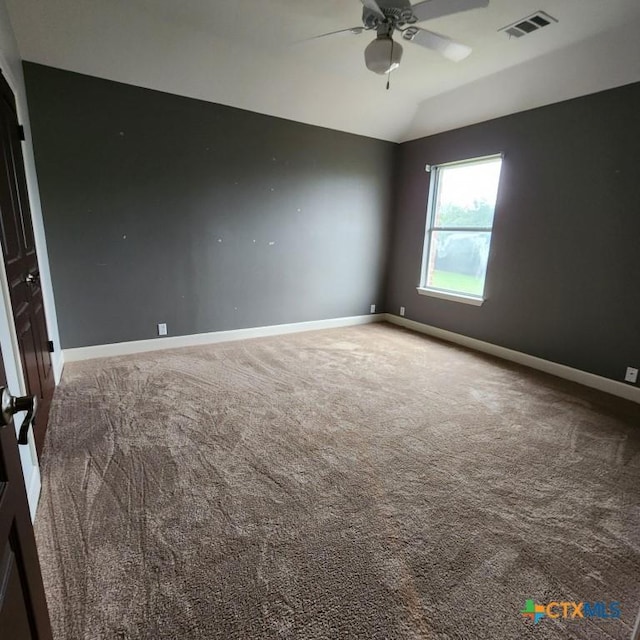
[{"xmin": 364, "ymin": 35, "xmax": 403, "ymax": 74}]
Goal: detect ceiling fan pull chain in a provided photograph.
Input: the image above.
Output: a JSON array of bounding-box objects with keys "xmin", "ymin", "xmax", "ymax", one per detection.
[{"xmin": 387, "ymin": 39, "xmax": 394, "ymax": 90}]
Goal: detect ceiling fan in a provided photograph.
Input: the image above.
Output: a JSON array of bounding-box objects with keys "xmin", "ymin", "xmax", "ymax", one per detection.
[{"xmin": 310, "ymin": 0, "xmax": 489, "ymax": 76}]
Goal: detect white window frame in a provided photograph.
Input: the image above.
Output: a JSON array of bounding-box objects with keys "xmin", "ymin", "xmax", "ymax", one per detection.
[{"xmin": 417, "ymin": 154, "xmax": 503, "ymax": 306}]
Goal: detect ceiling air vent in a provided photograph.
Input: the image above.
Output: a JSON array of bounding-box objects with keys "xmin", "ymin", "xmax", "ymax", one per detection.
[{"xmin": 500, "ymin": 11, "xmax": 558, "ymax": 39}]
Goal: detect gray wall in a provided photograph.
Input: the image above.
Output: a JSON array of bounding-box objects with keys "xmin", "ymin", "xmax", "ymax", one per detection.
[
  {"xmin": 23, "ymin": 62, "xmax": 640, "ymax": 384},
  {"xmin": 24, "ymin": 63, "xmax": 396, "ymax": 349},
  {"xmin": 387, "ymin": 82, "xmax": 640, "ymax": 383}
]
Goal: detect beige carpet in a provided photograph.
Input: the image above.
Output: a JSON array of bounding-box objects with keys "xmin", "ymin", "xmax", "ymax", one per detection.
[{"xmin": 35, "ymin": 323, "xmax": 640, "ymax": 639}]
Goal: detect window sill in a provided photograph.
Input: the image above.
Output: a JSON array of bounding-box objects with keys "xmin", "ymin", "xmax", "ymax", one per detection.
[{"xmin": 416, "ymin": 287, "xmax": 484, "ymax": 307}]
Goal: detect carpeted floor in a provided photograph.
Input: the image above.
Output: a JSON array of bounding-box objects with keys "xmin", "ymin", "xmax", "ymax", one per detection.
[{"xmin": 35, "ymin": 323, "xmax": 640, "ymax": 640}]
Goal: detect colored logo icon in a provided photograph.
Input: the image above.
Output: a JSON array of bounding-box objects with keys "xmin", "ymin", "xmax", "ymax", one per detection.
[{"xmin": 521, "ymin": 599, "xmax": 546, "ymax": 624}]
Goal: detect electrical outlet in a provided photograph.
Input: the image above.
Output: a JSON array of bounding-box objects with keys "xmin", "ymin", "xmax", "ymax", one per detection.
[
  {"xmin": 400, "ymin": 306, "xmax": 405, "ymax": 317},
  {"xmin": 158, "ymin": 323, "xmax": 168, "ymax": 337},
  {"xmin": 625, "ymin": 367, "xmax": 638, "ymax": 384},
  {"xmin": 370, "ymin": 304, "xmax": 376, "ymax": 314}
]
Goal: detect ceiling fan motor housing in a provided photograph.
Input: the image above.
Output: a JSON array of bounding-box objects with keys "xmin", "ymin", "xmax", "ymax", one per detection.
[{"xmin": 362, "ymin": 0, "xmax": 416, "ymax": 28}]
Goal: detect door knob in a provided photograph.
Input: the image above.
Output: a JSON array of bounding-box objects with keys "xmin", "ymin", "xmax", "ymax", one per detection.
[
  {"xmin": 25, "ymin": 272, "xmax": 39, "ymax": 285},
  {"xmin": 0, "ymin": 387, "xmax": 38, "ymax": 445}
]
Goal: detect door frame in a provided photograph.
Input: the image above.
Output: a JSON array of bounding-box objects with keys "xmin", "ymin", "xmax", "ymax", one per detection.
[{"xmin": 0, "ymin": 54, "xmax": 60, "ymax": 518}]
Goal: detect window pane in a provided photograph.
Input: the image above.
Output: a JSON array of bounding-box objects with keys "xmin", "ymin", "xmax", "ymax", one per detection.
[
  {"xmin": 433, "ymin": 159, "xmax": 502, "ymax": 228},
  {"xmin": 427, "ymin": 230, "xmax": 491, "ymax": 296}
]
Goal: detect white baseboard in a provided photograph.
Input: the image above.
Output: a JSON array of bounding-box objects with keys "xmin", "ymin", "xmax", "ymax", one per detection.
[
  {"xmin": 63, "ymin": 314, "xmax": 385, "ymax": 362},
  {"xmin": 27, "ymin": 464, "xmax": 41, "ymax": 522},
  {"xmin": 52, "ymin": 349, "xmax": 64, "ymax": 384},
  {"xmin": 383, "ymin": 314, "xmax": 640, "ymax": 405}
]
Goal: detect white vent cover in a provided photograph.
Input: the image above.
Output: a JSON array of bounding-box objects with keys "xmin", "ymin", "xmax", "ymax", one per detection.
[{"xmin": 499, "ymin": 11, "xmax": 558, "ymax": 39}]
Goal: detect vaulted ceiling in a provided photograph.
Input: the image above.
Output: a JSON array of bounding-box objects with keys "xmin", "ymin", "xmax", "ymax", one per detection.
[{"xmin": 7, "ymin": 0, "xmax": 640, "ymax": 142}]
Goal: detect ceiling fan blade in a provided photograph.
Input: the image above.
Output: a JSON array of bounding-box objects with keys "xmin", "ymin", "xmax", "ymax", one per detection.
[
  {"xmin": 411, "ymin": 0, "xmax": 489, "ymax": 22},
  {"xmin": 403, "ymin": 27, "xmax": 472, "ymax": 61},
  {"xmin": 361, "ymin": 0, "xmax": 385, "ymax": 19},
  {"xmin": 301, "ymin": 26, "xmax": 365, "ymax": 42}
]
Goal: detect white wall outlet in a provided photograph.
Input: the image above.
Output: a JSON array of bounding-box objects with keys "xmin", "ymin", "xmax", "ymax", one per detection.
[
  {"xmin": 370, "ymin": 304, "xmax": 376, "ymax": 314},
  {"xmin": 624, "ymin": 367, "xmax": 638, "ymax": 384},
  {"xmin": 158, "ymin": 323, "xmax": 168, "ymax": 337},
  {"xmin": 400, "ymin": 306, "xmax": 405, "ymax": 317}
]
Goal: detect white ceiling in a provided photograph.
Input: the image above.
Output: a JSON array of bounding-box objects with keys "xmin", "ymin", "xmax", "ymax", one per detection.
[{"xmin": 7, "ymin": 0, "xmax": 640, "ymax": 142}]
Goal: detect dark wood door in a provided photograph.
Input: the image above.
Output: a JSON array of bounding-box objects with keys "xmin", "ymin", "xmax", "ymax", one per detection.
[
  {"xmin": 0, "ymin": 70, "xmax": 54, "ymax": 456},
  {"xmin": 0, "ymin": 345, "xmax": 53, "ymax": 640}
]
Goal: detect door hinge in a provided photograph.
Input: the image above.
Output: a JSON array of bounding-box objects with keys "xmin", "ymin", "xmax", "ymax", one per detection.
[
  {"xmin": 47, "ymin": 340, "xmax": 54, "ymax": 353},
  {"xmin": 18, "ymin": 125, "xmax": 25, "ymax": 141}
]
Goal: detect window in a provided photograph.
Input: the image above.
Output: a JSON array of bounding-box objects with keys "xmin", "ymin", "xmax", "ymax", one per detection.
[{"xmin": 418, "ymin": 155, "xmax": 503, "ymax": 305}]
